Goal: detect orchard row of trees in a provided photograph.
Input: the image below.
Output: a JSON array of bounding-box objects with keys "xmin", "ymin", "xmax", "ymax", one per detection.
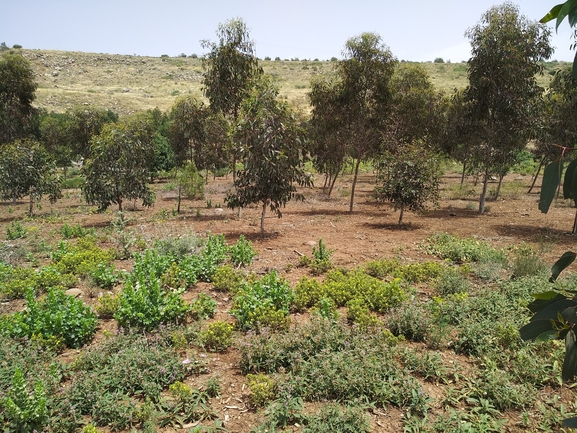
[{"xmin": 2, "ymin": 3, "xmax": 577, "ymax": 232}]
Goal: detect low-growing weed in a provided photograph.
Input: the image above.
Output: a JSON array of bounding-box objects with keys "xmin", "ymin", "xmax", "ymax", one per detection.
[
  {"xmin": 212, "ymin": 265, "xmax": 246, "ymax": 292},
  {"xmin": 51, "ymin": 237, "xmax": 115, "ymax": 276},
  {"xmin": 6, "ymin": 220, "xmax": 27, "ymax": 240},
  {"xmin": 303, "ymin": 403, "xmax": 371, "ymax": 433},
  {"xmin": 191, "ymin": 293, "xmax": 217, "ymax": 320},
  {"xmin": 199, "ymin": 321, "xmax": 235, "ymax": 352},
  {"xmin": 89, "ymin": 262, "xmax": 125, "ymax": 289},
  {"xmin": 59, "ymin": 223, "xmax": 96, "ymax": 239},
  {"xmin": 387, "ymin": 301, "xmax": 434, "ymax": 342},
  {"xmin": 247, "ymin": 373, "xmax": 276, "ymax": 408},
  {"xmin": 423, "ymin": 232, "xmax": 507, "ymax": 265},
  {"xmin": 94, "ymin": 293, "xmax": 120, "ymax": 319}
]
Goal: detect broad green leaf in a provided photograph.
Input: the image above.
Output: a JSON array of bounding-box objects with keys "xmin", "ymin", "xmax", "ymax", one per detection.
[
  {"xmin": 528, "ymin": 292, "xmax": 567, "ymax": 313},
  {"xmin": 574, "ymin": 52, "xmax": 577, "ymax": 80},
  {"xmin": 540, "ymin": 4, "xmax": 563, "ymax": 23},
  {"xmin": 562, "ymin": 306, "xmax": 577, "ymax": 323},
  {"xmin": 532, "ymin": 290, "xmax": 563, "ymax": 301},
  {"xmin": 563, "ymin": 329, "xmax": 577, "ymax": 381},
  {"xmin": 563, "ymin": 159, "xmax": 577, "ymax": 199},
  {"xmin": 551, "ymin": 251, "xmax": 577, "ymax": 282},
  {"xmin": 531, "ymin": 299, "xmax": 577, "ymax": 321},
  {"xmin": 557, "ymin": 0, "xmax": 577, "ymax": 29},
  {"xmin": 539, "ymin": 160, "xmax": 563, "ymax": 214},
  {"xmin": 520, "ymin": 319, "xmax": 555, "ymax": 341},
  {"xmin": 535, "ymin": 330, "xmax": 559, "ymax": 342}
]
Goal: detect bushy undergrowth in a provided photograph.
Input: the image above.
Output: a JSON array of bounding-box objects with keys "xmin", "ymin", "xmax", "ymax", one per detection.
[
  {"xmin": 51, "ymin": 237, "xmax": 115, "ymax": 276},
  {"xmin": 0, "ymin": 287, "xmax": 97, "ymax": 349},
  {"xmin": 423, "ymin": 232, "xmax": 507, "ymax": 266},
  {"xmin": 0, "ymin": 262, "xmax": 76, "ymax": 299},
  {"xmin": 294, "ymin": 268, "xmax": 407, "ymax": 313}
]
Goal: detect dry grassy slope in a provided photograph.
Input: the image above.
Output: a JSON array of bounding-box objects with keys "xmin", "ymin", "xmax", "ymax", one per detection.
[{"xmin": 19, "ymin": 49, "xmax": 561, "ymax": 116}]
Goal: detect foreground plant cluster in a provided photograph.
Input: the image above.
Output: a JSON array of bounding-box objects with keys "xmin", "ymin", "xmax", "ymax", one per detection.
[{"xmin": 0, "ymin": 221, "xmax": 576, "ymax": 433}]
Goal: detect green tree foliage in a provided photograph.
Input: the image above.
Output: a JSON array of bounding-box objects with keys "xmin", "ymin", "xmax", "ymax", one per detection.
[
  {"xmin": 375, "ymin": 146, "xmax": 442, "ymax": 225},
  {"xmin": 225, "ymin": 76, "xmax": 312, "ymax": 234},
  {"xmin": 309, "ymin": 32, "xmax": 396, "ymax": 212},
  {"xmin": 38, "ymin": 111, "xmax": 74, "ymax": 173},
  {"xmin": 541, "ymin": 0, "xmax": 577, "ymax": 77},
  {"xmin": 0, "ymin": 138, "xmax": 62, "ymax": 215},
  {"xmin": 0, "ymin": 51, "xmax": 37, "ymax": 145},
  {"xmin": 66, "ymin": 106, "xmax": 118, "ymax": 161},
  {"xmin": 463, "ymin": 3, "xmax": 552, "ymax": 214},
  {"xmin": 201, "ymin": 18, "xmax": 262, "ymax": 180},
  {"xmin": 82, "ymin": 118, "xmax": 156, "ymax": 213},
  {"xmin": 201, "ymin": 17, "xmax": 262, "ymax": 119}
]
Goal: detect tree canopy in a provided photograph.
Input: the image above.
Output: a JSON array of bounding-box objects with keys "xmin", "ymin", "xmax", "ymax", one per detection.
[{"xmin": 0, "ymin": 51, "xmax": 37, "ymax": 145}]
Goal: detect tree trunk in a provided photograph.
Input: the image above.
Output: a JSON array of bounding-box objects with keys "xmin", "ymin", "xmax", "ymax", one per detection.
[
  {"xmin": 528, "ymin": 157, "xmax": 545, "ymax": 194},
  {"xmin": 29, "ymin": 195, "xmax": 34, "ymax": 216},
  {"xmin": 461, "ymin": 161, "xmax": 467, "ymax": 185},
  {"xmin": 573, "ymin": 209, "xmax": 577, "ymax": 234},
  {"xmin": 478, "ymin": 166, "xmax": 489, "ymax": 214},
  {"xmin": 177, "ymin": 184, "xmax": 182, "ymax": 214},
  {"xmin": 398, "ymin": 205, "xmax": 404, "ymax": 225},
  {"xmin": 118, "ymin": 198, "xmax": 123, "ymax": 213},
  {"xmin": 493, "ymin": 174, "xmax": 504, "ymax": 201},
  {"xmin": 260, "ymin": 201, "xmax": 267, "ymax": 236},
  {"xmin": 323, "ymin": 173, "xmax": 329, "ymax": 191},
  {"xmin": 349, "ymin": 158, "xmax": 361, "ymax": 213}
]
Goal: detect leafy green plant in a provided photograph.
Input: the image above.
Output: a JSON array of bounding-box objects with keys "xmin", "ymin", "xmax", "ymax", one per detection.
[
  {"xmin": 89, "ymin": 262, "xmax": 125, "ymax": 289},
  {"xmin": 1, "ymin": 287, "xmax": 98, "ymax": 348},
  {"xmin": 424, "ymin": 232, "xmax": 507, "ymax": 265},
  {"xmin": 6, "ymin": 220, "xmax": 27, "ymax": 240},
  {"xmin": 311, "ymin": 238, "xmax": 333, "ymax": 274},
  {"xmin": 212, "ymin": 265, "xmax": 246, "ymax": 292},
  {"xmin": 59, "ymin": 223, "xmax": 96, "ymax": 239},
  {"xmin": 199, "ymin": 321, "xmax": 235, "ymax": 352},
  {"xmin": 303, "ymin": 403, "xmax": 370, "ymax": 433},
  {"xmin": 51, "ymin": 237, "xmax": 115, "ymax": 276},
  {"xmin": 2, "ymin": 367, "xmax": 48, "ymax": 433},
  {"xmin": 115, "ymin": 276, "xmax": 191, "ymax": 331},
  {"xmin": 229, "ymin": 234, "xmax": 257, "ymax": 267},
  {"xmin": 231, "ymin": 270, "xmax": 293, "ymax": 331},
  {"xmin": 191, "ymin": 293, "xmax": 217, "ymax": 320},
  {"xmin": 246, "ymin": 373, "xmax": 276, "ymax": 408},
  {"xmin": 94, "ymin": 293, "xmax": 120, "ymax": 319}
]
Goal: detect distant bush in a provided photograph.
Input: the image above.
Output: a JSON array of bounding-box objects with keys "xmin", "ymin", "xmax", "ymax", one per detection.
[{"xmin": 434, "ymin": 57, "xmax": 444, "ymax": 63}]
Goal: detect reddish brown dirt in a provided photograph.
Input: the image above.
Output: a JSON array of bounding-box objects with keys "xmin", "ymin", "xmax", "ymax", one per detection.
[{"xmin": 1, "ymin": 171, "xmax": 576, "ymax": 432}]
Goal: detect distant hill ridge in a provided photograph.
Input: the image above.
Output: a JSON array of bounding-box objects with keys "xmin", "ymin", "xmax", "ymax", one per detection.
[{"xmin": 12, "ymin": 49, "xmax": 563, "ymax": 116}]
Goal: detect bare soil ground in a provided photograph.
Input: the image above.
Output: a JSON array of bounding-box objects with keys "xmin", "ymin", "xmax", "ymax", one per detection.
[{"xmin": 2, "ymin": 170, "xmax": 576, "ymax": 432}]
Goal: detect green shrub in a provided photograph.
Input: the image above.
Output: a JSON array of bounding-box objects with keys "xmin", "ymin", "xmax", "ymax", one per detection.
[
  {"xmin": 510, "ymin": 244, "xmax": 548, "ymax": 278},
  {"xmin": 94, "ymin": 293, "xmax": 120, "ymax": 319},
  {"xmin": 1, "ymin": 287, "xmax": 98, "ymax": 348},
  {"xmin": 197, "ymin": 233, "xmax": 228, "ymax": 282},
  {"xmin": 89, "ymin": 263, "xmax": 124, "ymax": 289},
  {"xmin": 115, "ymin": 277, "xmax": 191, "ymax": 331},
  {"xmin": 247, "ymin": 374, "xmax": 276, "ymax": 408},
  {"xmin": 212, "ymin": 265, "xmax": 245, "ymax": 292},
  {"xmin": 231, "ymin": 270, "xmax": 293, "ymax": 331},
  {"xmin": 153, "ymin": 234, "xmax": 203, "ymax": 260},
  {"xmin": 346, "ymin": 298, "xmax": 379, "ymax": 329},
  {"xmin": 310, "ymin": 297, "xmax": 338, "ymax": 320},
  {"xmin": 51, "ymin": 237, "xmax": 115, "ymax": 276},
  {"xmin": 191, "ymin": 293, "xmax": 217, "ymax": 320},
  {"xmin": 199, "ymin": 321, "xmax": 234, "ymax": 352},
  {"xmin": 229, "ymin": 234, "xmax": 257, "ymax": 267},
  {"xmin": 364, "ymin": 258, "xmax": 399, "ymax": 278}
]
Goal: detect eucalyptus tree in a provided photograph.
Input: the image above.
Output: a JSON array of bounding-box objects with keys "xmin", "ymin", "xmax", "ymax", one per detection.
[
  {"xmin": 66, "ymin": 106, "xmax": 118, "ymax": 161},
  {"xmin": 225, "ymin": 76, "xmax": 312, "ymax": 235},
  {"xmin": 464, "ymin": 2, "xmax": 552, "ymax": 214},
  {"xmin": 309, "ymin": 32, "xmax": 396, "ymax": 212},
  {"xmin": 201, "ymin": 18, "xmax": 262, "ymax": 179},
  {"xmin": 82, "ymin": 117, "xmax": 156, "ymax": 213},
  {"xmin": 0, "ymin": 51, "xmax": 37, "ymax": 145},
  {"xmin": 375, "ymin": 64, "xmax": 445, "ymax": 224},
  {"xmin": 0, "ymin": 138, "xmax": 62, "ymax": 216}
]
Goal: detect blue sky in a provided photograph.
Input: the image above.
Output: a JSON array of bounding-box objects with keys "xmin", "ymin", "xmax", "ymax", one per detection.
[{"xmin": 1, "ymin": 1, "xmax": 575, "ymax": 62}]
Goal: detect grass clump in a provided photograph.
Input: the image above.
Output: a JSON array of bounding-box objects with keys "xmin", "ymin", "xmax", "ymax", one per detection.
[{"xmin": 423, "ymin": 232, "xmax": 507, "ymax": 265}]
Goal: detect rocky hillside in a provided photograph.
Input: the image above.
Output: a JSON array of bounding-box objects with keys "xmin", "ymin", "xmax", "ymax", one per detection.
[{"xmin": 16, "ymin": 49, "xmax": 560, "ymax": 116}]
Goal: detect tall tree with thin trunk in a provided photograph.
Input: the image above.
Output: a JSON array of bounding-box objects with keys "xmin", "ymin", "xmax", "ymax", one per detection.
[
  {"xmin": 225, "ymin": 76, "xmax": 312, "ymax": 235},
  {"xmin": 309, "ymin": 33, "xmax": 396, "ymax": 212},
  {"xmin": 464, "ymin": 2, "xmax": 552, "ymax": 214},
  {"xmin": 201, "ymin": 18, "xmax": 262, "ymax": 180}
]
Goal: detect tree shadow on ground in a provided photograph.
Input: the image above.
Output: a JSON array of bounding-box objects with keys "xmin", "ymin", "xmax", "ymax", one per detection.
[{"xmin": 491, "ymin": 223, "xmax": 576, "ymax": 248}]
